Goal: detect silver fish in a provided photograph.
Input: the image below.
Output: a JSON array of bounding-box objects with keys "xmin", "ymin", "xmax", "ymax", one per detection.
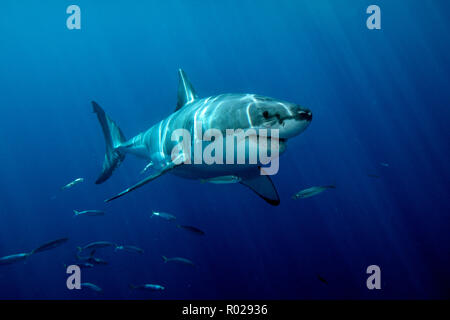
[
  {"xmin": 129, "ymin": 284, "xmax": 164, "ymax": 291},
  {"xmin": 317, "ymin": 274, "xmax": 328, "ymax": 285},
  {"xmin": 76, "ymin": 249, "xmax": 95, "ymax": 261},
  {"xmin": 77, "ymin": 262, "xmax": 95, "ymax": 269},
  {"xmin": 200, "ymin": 175, "xmax": 241, "ymax": 184},
  {"xmin": 292, "ymin": 185, "xmax": 336, "ymax": 199},
  {"xmin": 177, "ymin": 225, "xmax": 205, "ymax": 235},
  {"xmin": 90, "ymin": 257, "xmax": 108, "ymax": 265},
  {"xmin": 115, "ymin": 245, "xmax": 144, "ymax": 254},
  {"xmin": 78, "ymin": 241, "xmax": 116, "ymax": 252},
  {"xmin": 81, "ymin": 282, "xmax": 102, "ymax": 292},
  {"xmin": 32, "ymin": 238, "xmax": 69, "ymax": 254},
  {"xmin": 151, "ymin": 211, "xmax": 176, "ymax": 221},
  {"xmin": 64, "ymin": 262, "xmax": 94, "ymax": 269},
  {"xmin": 0, "ymin": 252, "xmax": 31, "ymax": 265},
  {"xmin": 162, "ymin": 256, "xmax": 195, "ymax": 266},
  {"xmin": 76, "ymin": 249, "xmax": 108, "ymax": 265},
  {"xmin": 73, "ymin": 210, "xmax": 105, "ymax": 217},
  {"xmin": 61, "ymin": 178, "xmax": 84, "ymax": 190}
]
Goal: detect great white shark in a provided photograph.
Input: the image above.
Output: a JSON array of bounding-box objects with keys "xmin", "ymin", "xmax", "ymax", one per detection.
[{"xmin": 93, "ymin": 69, "xmax": 312, "ymax": 205}]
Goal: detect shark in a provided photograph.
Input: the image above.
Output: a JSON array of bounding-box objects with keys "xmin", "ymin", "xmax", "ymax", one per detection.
[{"xmin": 93, "ymin": 69, "xmax": 312, "ymax": 205}]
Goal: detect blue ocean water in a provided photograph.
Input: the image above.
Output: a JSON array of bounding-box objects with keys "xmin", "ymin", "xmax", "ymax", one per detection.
[{"xmin": 0, "ymin": 0, "xmax": 449, "ymax": 299}]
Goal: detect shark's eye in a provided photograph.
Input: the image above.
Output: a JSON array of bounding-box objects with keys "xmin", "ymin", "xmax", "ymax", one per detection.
[{"xmin": 263, "ymin": 111, "xmax": 269, "ymax": 119}]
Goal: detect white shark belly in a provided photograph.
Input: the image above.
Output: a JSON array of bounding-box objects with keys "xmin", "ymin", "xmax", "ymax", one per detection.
[{"xmin": 170, "ymin": 163, "xmax": 257, "ymax": 180}]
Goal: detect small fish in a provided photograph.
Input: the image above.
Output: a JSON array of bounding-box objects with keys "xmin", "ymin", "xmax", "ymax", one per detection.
[
  {"xmin": 79, "ymin": 262, "xmax": 95, "ymax": 268},
  {"xmin": 367, "ymin": 174, "xmax": 381, "ymax": 179},
  {"xmin": 64, "ymin": 262, "xmax": 94, "ymax": 269},
  {"xmin": 76, "ymin": 249, "xmax": 96, "ymax": 261},
  {"xmin": 292, "ymin": 185, "xmax": 336, "ymax": 199},
  {"xmin": 129, "ymin": 284, "xmax": 165, "ymax": 291},
  {"xmin": 317, "ymin": 274, "xmax": 328, "ymax": 285},
  {"xmin": 0, "ymin": 252, "xmax": 31, "ymax": 266},
  {"xmin": 76, "ymin": 249, "xmax": 108, "ymax": 265},
  {"xmin": 177, "ymin": 225, "xmax": 205, "ymax": 235},
  {"xmin": 81, "ymin": 282, "xmax": 102, "ymax": 292},
  {"xmin": 32, "ymin": 238, "xmax": 69, "ymax": 254},
  {"xmin": 73, "ymin": 210, "xmax": 105, "ymax": 217},
  {"xmin": 151, "ymin": 211, "xmax": 176, "ymax": 221},
  {"xmin": 61, "ymin": 178, "xmax": 84, "ymax": 190},
  {"xmin": 78, "ymin": 241, "xmax": 116, "ymax": 252},
  {"xmin": 162, "ymin": 256, "xmax": 195, "ymax": 266},
  {"xmin": 90, "ymin": 256, "xmax": 108, "ymax": 265},
  {"xmin": 140, "ymin": 161, "xmax": 154, "ymax": 174},
  {"xmin": 200, "ymin": 175, "xmax": 241, "ymax": 184},
  {"xmin": 115, "ymin": 245, "xmax": 144, "ymax": 254},
  {"xmin": 380, "ymin": 162, "xmax": 389, "ymax": 167}
]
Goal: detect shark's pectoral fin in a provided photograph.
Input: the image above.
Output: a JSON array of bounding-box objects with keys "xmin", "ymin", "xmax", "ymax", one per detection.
[
  {"xmin": 240, "ymin": 173, "xmax": 280, "ymax": 206},
  {"xmin": 105, "ymin": 161, "xmax": 181, "ymax": 202}
]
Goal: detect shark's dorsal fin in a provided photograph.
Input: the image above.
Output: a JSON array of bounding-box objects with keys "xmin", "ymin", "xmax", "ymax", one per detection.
[{"xmin": 176, "ymin": 69, "xmax": 197, "ymax": 111}]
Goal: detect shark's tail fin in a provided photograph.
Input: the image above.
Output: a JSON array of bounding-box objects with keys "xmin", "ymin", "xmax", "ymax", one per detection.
[
  {"xmin": 162, "ymin": 256, "xmax": 168, "ymax": 263},
  {"xmin": 92, "ymin": 101, "xmax": 127, "ymax": 184}
]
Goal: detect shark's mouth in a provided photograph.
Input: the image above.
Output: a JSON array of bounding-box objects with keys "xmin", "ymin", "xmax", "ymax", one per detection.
[
  {"xmin": 256, "ymin": 135, "xmax": 287, "ymax": 148},
  {"xmin": 242, "ymin": 133, "xmax": 287, "ymax": 144},
  {"xmin": 264, "ymin": 110, "xmax": 312, "ymax": 125},
  {"xmin": 265, "ymin": 136, "xmax": 286, "ymax": 142}
]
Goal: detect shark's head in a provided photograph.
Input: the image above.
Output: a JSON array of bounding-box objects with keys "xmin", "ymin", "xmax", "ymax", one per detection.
[{"xmin": 247, "ymin": 95, "xmax": 312, "ymax": 140}]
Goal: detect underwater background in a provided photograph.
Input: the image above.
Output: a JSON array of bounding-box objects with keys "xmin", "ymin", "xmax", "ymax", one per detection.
[{"xmin": 0, "ymin": 0, "xmax": 449, "ymax": 299}]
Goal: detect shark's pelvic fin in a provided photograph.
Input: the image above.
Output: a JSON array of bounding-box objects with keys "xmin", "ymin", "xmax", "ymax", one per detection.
[
  {"xmin": 240, "ymin": 172, "xmax": 280, "ymax": 206},
  {"xmin": 92, "ymin": 101, "xmax": 127, "ymax": 184},
  {"xmin": 105, "ymin": 161, "xmax": 182, "ymax": 202},
  {"xmin": 175, "ymin": 69, "xmax": 197, "ymax": 111}
]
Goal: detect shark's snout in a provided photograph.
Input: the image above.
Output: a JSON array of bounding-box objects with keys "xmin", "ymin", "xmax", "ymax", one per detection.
[
  {"xmin": 274, "ymin": 105, "xmax": 312, "ymax": 139},
  {"xmin": 292, "ymin": 106, "xmax": 312, "ymax": 122},
  {"xmin": 297, "ymin": 109, "xmax": 312, "ymax": 121}
]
